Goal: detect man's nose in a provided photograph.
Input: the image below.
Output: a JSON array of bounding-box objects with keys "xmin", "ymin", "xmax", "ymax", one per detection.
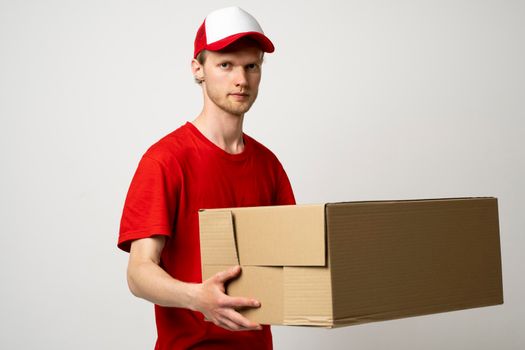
[{"xmin": 233, "ymin": 67, "xmax": 248, "ymax": 87}]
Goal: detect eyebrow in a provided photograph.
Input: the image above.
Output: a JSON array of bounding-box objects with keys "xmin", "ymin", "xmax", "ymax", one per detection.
[
  {"xmin": 212, "ymin": 52, "xmax": 264, "ymax": 63},
  {"xmin": 215, "ymin": 58, "xmax": 263, "ymax": 66}
]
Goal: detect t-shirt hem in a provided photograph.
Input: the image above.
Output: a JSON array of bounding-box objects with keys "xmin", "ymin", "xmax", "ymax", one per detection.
[{"xmin": 117, "ymin": 227, "xmax": 172, "ymax": 252}]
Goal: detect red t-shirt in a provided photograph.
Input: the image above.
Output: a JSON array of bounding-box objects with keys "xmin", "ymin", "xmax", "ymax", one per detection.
[{"xmin": 118, "ymin": 122, "xmax": 296, "ymax": 350}]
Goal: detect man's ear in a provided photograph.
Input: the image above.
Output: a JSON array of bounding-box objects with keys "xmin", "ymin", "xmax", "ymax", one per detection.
[{"xmin": 191, "ymin": 59, "xmax": 204, "ymax": 82}]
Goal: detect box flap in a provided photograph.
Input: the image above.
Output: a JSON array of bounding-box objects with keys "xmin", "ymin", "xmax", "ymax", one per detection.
[
  {"xmin": 230, "ymin": 205, "xmax": 326, "ymax": 266},
  {"xmin": 198, "ymin": 210, "xmax": 239, "ymax": 266},
  {"xmin": 200, "ymin": 204, "xmax": 326, "ymax": 267},
  {"xmin": 283, "ymin": 266, "xmax": 333, "ymax": 326},
  {"xmin": 228, "ymin": 266, "xmax": 284, "ymax": 325}
]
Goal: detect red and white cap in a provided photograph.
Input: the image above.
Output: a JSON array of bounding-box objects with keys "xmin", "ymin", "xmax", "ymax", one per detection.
[{"xmin": 193, "ymin": 6, "xmax": 275, "ymax": 58}]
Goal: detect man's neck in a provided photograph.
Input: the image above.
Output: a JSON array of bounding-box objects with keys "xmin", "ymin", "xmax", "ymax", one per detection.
[{"xmin": 191, "ymin": 109, "xmax": 245, "ymax": 155}]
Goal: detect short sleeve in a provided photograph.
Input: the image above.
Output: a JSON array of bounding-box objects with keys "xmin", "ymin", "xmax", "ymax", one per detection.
[{"xmin": 118, "ymin": 155, "xmax": 180, "ymax": 252}]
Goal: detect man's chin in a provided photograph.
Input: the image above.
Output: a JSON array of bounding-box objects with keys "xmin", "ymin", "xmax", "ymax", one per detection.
[{"xmin": 224, "ymin": 103, "xmax": 254, "ymax": 116}]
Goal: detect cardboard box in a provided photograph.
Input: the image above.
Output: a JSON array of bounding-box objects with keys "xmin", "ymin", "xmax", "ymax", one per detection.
[{"xmin": 198, "ymin": 197, "xmax": 503, "ymax": 327}]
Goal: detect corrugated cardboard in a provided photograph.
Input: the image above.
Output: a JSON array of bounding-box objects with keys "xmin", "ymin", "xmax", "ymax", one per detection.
[{"xmin": 198, "ymin": 197, "xmax": 503, "ymax": 327}]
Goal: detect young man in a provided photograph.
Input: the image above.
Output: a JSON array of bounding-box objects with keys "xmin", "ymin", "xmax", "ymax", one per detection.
[{"xmin": 118, "ymin": 6, "xmax": 295, "ymax": 350}]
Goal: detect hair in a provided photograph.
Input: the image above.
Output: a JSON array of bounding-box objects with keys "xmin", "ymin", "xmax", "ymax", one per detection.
[{"xmin": 193, "ymin": 37, "xmax": 265, "ymax": 85}]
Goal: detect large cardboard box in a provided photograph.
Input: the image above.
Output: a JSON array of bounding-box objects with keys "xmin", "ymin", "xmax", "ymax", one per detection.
[{"xmin": 198, "ymin": 197, "xmax": 503, "ymax": 327}]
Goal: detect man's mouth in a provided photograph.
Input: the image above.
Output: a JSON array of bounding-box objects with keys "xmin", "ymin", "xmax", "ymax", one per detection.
[{"xmin": 229, "ymin": 92, "xmax": 250, "ymax": 100}]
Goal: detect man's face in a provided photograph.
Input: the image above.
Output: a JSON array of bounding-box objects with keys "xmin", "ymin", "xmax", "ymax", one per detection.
[{"xmin": 197, "ymin": 44, "xmax": 263, "ymax": 116}]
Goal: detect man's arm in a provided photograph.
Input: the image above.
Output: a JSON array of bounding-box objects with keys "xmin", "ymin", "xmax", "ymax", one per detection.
[{"xmin": 127, "ymin": 236, "xmax": 262, "ymax": 331}]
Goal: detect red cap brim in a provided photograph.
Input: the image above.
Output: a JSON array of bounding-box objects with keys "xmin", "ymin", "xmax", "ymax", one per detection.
[{"xmin": 199, "ymin": 31, "xmax": 274, "ymax": 58}]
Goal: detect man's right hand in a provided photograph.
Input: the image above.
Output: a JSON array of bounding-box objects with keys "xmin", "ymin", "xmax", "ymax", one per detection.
[
  {"xmin": 128, "ymin": 238, "xmax": 261, "ymax": 331},
  {"xmin": 191, "ymin": 265, "xmax": 262, "ymax": 331}
]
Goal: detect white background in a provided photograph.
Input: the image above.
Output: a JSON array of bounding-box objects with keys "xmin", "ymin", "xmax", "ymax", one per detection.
[{"xmin": 1, "ymin": 0, "xmax": 524, "ymax": 349}]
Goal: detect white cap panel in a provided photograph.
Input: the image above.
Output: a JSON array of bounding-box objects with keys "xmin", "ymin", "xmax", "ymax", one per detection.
[{"xmin": 205, "ymin": 6, "xmax": 264, "ymax": 44}]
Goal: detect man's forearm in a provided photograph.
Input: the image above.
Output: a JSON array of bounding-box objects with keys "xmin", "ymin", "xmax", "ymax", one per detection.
[
  {"xmin": 126, "ymin": 237, "xmax": 261, "ymax": 331},
  {"xmin": 127, "ymin": 259, "xmax": 199, "ymax": 310}
]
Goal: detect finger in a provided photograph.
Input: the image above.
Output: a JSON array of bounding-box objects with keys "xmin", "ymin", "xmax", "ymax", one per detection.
[
  {"xmin": 222, "ymin": 308, "xmax": 262, "ymax": 330},
  {"xmin": 222, "ymin": 295, "xmax": 261, "ymax": 309},
  {"xmin": 217, "ymin": 314, "xmax": 242, "ymax": 331},
  {"xmin": 214, "ymin": 265, "xmax": 241, "ymax": 283}
]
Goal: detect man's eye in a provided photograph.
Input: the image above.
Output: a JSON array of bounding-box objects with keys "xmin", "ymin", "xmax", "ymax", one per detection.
[
  {"xmin": 220, "ymin": 63, "xmax": 230, "ymax": 68},
  {"xmin": 247, "ymin": 64, "xmax": 258, "ymax": 70}
]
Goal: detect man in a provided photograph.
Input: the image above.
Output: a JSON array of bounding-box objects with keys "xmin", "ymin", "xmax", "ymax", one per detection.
[{"xmin": 118, "ymin": 6, "xmax": 295, "ymax": 350}]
